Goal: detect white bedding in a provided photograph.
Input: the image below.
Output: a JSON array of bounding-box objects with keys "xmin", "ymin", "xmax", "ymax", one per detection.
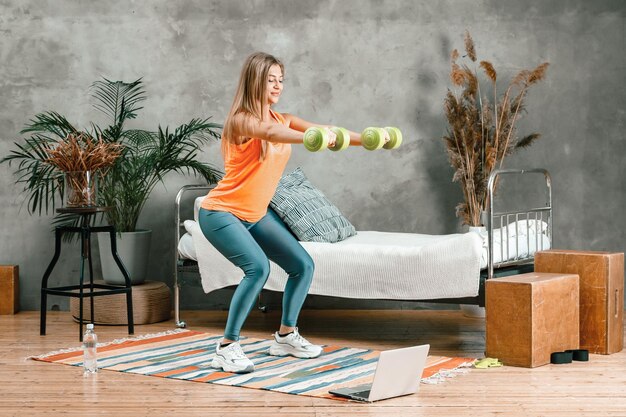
[
  {"xmin": 182, "ymin": 220, "xmax": 482, "ymax": 299},
  {"xmin": 472, "ymin": 221, "xmax": 552, "ymax": 265},
  {"xmin": 178, "ymin": 220, "xmax": 551, "ymax": 268}
]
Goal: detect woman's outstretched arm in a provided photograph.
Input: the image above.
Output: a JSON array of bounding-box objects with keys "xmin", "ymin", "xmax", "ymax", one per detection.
[
  {"xmin": 283, "ymin": 113, "xmax": 363, "ymax": 146},
  {"xmin": 232, "ymin": 113, "xmax": 337, "ymax": 147},
  {"xmin": 231, "ymin": 113, "xmax": 305, "ymax": 144}
]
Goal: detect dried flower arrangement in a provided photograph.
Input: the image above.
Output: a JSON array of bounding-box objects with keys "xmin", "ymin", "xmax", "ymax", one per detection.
[
  {"xmin": 45, "ymin": 132, "xmax": 122, "ymax": 172},
  {"xmin": 443, "ymin": 31, "xmax": 549, "ymax": 226},
  {"xmin": 45, "ymin": 132, "xmax": 123, "ymax": 206}
]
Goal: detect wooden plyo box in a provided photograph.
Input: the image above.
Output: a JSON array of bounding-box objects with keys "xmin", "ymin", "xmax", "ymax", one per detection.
[
  {"xmin": 486, "ymin": 272, "xmax": 579, "ymax": 368},
  {"xmin": 0, "ymin": 265, "xmax": 19, "ymax": 315},
  {"xmin": 535, "ymin": 250, "xmax": 624, "ymax": 354}
]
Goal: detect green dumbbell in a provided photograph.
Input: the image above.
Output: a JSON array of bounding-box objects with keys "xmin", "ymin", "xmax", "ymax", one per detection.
[
  {"xmin": 383, "ymin": 127, "xmax": 402, "ymax": 150},
  {"xmin": 303, "ymin": 127, "xmax": 329, "ymax": 152},
  {"xmin": 329, "ymin": 127, "xmax": 350, "ymax": 151},
  {"xmin": 303, "ymin": 126, "xmax": 350, "ymax": 152},
  {"xmin": 360, "ymin": 127, "xmax": 386, "ymax": 150},
  {"xmin": 360, "ymin": 127, "xmax": 403, "ymax": 151}
]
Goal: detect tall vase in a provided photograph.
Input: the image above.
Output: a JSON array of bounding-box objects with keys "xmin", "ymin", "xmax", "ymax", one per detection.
[{"xmin": 64, "ymin": 170, "xmax": 98, "ymax": 207}]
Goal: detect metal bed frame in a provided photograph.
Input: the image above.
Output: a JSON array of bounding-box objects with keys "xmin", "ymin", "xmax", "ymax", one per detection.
[{"xmin": 172, "ymin": 168, "xmax": 552, "ymax": 328}]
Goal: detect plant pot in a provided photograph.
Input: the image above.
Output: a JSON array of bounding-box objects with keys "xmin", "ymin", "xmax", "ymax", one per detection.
[{"xmin": 97, "ymin": 230, "xmax": 152, "ymax": 285}]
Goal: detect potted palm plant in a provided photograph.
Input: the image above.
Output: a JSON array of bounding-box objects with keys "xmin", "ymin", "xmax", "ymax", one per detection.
[
  {"xmin": 2, "ymin": 78, "xmax": 222, "ymax": 285},
  {"xmin": 443, "ymin": 31, "xmax": 549, "ymax": 228}
]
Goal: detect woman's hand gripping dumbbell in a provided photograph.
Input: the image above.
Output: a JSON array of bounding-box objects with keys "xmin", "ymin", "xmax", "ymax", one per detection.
[
  {"xmin": 303, "ymin": 126, "xmax": 402, "ymax": 152},
  {"xmin": 303, "ymin": 126, "xmax": 350, "ymax": 152},
  {"xmin": 360, "ymin": 127, "xmax": 403, "ymax": 150}
]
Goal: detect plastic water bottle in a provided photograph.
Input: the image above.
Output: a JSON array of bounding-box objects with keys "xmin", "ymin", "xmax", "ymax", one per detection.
[{"xmin": 83, "ymin": 323, "xmax": 98, "ymax": 374}]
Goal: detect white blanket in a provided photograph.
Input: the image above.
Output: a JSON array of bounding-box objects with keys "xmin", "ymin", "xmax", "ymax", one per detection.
[{"xmin": 185, "ymin": 220, "xmax": 484, "ymax": 300}]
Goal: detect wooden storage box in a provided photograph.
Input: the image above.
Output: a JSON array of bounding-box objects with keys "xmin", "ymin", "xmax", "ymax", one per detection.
[
  {"xmin": 0, "ymin": 265, "xmax": 19, "ymax": 315},
  {"xmin": 486, "ymin": 272, "xmax": 579, "ymax": 367},
  {"xmin": 535, "ymin": 250, "xmax": 624, "ymax": 354}
]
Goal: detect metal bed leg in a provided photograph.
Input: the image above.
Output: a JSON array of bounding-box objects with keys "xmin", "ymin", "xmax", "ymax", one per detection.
[
  {"xmin": 175, "ymin": 282, "xmax": 186, "ymax": 328},
  {"xmin": 257, "ymin": 291, "xmax": 268, "ymax": 313}
]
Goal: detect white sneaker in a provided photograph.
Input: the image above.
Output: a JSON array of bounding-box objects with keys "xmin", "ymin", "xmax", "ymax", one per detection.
[
  {"xmin": 268, "ymin": 328, "xmax": 323, "ymax": 359},
  {"xmin": 211, "ymin": 340, "xmax": 255, "ymax": 373}
]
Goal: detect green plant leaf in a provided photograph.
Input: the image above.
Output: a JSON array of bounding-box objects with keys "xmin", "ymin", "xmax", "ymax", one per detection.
[
  {"xmin": 98, "ymin": 117, "xmax": 222, "ymax": 231},
  {"xmin": 1, "ymin": 134, "xmax": 64, "ymax": 215},
  {"xmin": 20, "ymin": 112, "xmax": 79, "ymax": 138},
  {"xmin": 90, "ymin": 78, "xmax": 146, "ymax": 125}
]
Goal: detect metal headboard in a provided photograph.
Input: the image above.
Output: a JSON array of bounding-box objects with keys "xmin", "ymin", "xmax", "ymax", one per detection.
[
  {"xmin": 174, "ymin": 184, "xmax": 213, "ymax": 328},
  {"xmin": 486, "ymin": 168, "xmax": 553, "ymax": 280}
]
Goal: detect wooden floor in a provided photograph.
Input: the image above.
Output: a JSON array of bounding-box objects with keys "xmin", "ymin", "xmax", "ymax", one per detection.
[{"xmin": 1, "ymin": 309, "xmax": 625, "ymax": 416}]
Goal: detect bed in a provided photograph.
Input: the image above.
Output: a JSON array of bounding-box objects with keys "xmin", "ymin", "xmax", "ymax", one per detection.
[{"xmin": 173, "ymin": 168, "xmax": 553, "ymax": 328}]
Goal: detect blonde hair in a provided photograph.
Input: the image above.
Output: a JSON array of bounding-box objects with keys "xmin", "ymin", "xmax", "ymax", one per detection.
[{"xmin": 222, "ymin": 52, "xmax": 284, "ymax": 160}]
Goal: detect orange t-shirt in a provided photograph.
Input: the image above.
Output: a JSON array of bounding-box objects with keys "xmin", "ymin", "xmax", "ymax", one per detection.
[{"xmin": 200, "ymin": 109, "xmax": 292, "ymax": 222}]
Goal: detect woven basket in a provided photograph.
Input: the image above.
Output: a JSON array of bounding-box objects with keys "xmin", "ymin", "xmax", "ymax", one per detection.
[{"xmin": 70, "ymin": 280, "xmax": 171, "ymax": 325}]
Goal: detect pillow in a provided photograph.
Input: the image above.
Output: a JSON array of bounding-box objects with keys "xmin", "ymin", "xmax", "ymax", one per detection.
[
  {"xmin": 194, "ymin": 196, "xmax": 205, "ymax": 222},
  {"xmin": 177, "ymin": 232, "xmax": 197, "ymax": 261},
  {"xmin": 184, "ymin": 219, "xmax": 197, "ymax": 235},
  {"xmin": 500, "ymin": 219, "xmax": 549, "ymax": 238},
  {"xmin": 270, "ymin": 167, "xmax": 357, "ymax": 243}
]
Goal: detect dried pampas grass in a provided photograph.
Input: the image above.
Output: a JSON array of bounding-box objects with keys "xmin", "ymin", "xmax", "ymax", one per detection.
[
  {"xmin": 464, "ymin": 30, "xmax": 477, "ymax": 62},
  {"xmin": 443, "ymin": 31, "xmax": 549, "ymax": 226}
]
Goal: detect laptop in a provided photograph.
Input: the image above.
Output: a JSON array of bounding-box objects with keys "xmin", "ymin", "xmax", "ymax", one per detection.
[{"xmin": 328, "ymin": 344, "xmax": 430, "ymax": 402}]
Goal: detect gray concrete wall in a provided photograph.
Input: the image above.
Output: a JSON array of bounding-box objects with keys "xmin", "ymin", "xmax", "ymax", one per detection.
[{"xmin": 1, "ymin": 0, "xmax": 624, "ymax": 312}]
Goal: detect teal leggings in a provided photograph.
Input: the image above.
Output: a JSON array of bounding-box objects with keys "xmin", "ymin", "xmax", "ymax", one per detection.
[{"xmin": 198, "ymin": 207, "xmax": 314, "ymax": 341}]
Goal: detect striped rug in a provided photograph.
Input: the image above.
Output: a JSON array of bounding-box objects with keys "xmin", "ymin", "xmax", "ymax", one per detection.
[{"xmin": 32, "ymin": 330, "xmax": 474, "ymax": 401}]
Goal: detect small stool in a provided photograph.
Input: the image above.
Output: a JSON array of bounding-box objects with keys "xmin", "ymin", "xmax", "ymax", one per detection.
[
  {"xmin": 536, "ymin": 250, "xmax": 624, "ymax": 354},
  {"xmin": 40, "ymin": 207, "xmax": 134, "ymax": 341},
  {"xmin": 486, "ymin": 272, "xmax": 579, "ymax": 367}
]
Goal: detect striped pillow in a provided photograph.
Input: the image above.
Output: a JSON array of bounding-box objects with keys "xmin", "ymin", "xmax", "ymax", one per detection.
[{"xmin": 270, "ymin": 168, "xmax": 357, "ymax": 243}]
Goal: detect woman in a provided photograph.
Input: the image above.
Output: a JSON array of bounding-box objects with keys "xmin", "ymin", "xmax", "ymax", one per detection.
[{"xmin": 199, "ymin": 52, "xmax": 382, "ymax": 373}]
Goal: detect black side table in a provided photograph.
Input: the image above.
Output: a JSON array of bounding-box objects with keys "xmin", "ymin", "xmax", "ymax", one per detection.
[{"xmin": 40, "ymin": 206, "xmax": 134, "ymax": 341}]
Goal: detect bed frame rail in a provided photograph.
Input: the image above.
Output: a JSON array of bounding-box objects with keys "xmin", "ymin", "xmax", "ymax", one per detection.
[
  {"xmin": 486, "ymin": 168, "xmax": 553, "ymax": 280},
  {"xmin": 174, "ymin": 184, "xmax": 213, "ymax": 328}
]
